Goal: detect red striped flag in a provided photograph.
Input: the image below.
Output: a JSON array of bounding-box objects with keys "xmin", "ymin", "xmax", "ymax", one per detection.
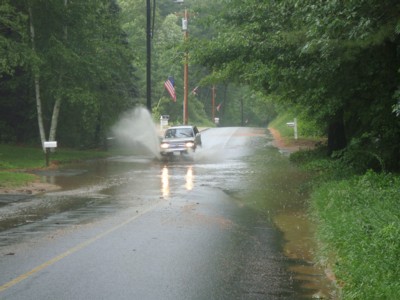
[{"xmin": 164, "ymin": 77, "xmax": 176, "ymax": 102}]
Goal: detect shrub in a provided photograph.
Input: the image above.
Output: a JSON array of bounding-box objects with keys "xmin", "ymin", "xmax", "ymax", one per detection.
[{"xmin": 290, "ymin": 147, "xmax": 356, "ymax": 183}]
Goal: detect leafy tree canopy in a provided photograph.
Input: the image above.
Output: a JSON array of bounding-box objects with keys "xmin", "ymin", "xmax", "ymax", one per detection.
[{"xmin": 192, "ymin": 0, "xmax": 400, "ymax": 170}]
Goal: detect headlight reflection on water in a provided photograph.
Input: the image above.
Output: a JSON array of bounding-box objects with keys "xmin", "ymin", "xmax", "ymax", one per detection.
[
  {"xmin": 185, "ymin": 166, "xmax": 193, "ymax": 191},
  {"xmin": 161, "ymin": 166, "xmax": 170, "ymax": 199},
  {"xmin": 161, "ymin": 165, "xmax": 194, "ymax": 199}
]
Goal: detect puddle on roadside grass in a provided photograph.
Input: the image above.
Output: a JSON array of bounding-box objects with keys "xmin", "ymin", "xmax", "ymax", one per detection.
[
  {"xmin": 274, "ymin": 212, "xmax": 337, "ymax": 299},
  {"xmin": 240, "ymin": 136, "xmax": 339, "ymax": 299}
]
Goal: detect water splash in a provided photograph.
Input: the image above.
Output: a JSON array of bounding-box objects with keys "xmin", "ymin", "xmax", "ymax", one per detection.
[{"xmin": 111, "ymin": 107, "xmax": 161, "ymax": 159}]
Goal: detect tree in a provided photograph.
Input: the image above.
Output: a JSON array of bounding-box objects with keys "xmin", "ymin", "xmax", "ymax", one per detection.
[
  {"xmin": 0, "ymin": 1, "xmax": 30, "ymax": 77},
  {"xmin": 192, "ymin": 0, "xmax": 400, "ymax": 170},
  {"xmin": 0, "ymin": 1, "xmax": 34, "ymax": 143},
  {"xmin": 0, "ymin": 0, "xmax": 138, "ymax": 148}
]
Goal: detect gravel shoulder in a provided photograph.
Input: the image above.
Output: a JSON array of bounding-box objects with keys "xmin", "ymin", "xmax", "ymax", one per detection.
[{"xmin": 0, "ymin": 181, "xmax": 60, "ymax": 197}]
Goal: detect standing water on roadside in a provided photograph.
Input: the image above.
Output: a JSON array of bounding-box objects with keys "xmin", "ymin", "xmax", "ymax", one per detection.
[
  {"xmin": 111, "ymin": 107, "xmax": 161, "ymax": 159},
  {"xmin": 240, "ymin": 135, "xmax": 337, "ymax": 299}
]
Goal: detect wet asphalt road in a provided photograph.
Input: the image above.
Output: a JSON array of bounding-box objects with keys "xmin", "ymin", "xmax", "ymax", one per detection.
[{"xmin": 0, "ymin": 127, "xmax": 309, "ymax": 299}]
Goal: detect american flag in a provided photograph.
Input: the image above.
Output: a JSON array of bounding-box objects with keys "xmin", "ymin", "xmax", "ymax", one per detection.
[
  {"xmin": 216, "ymin": 102, "xmax": 222, "ymax": 112},
  {"xmin": 164, "ymin": 77, "xmax": 176, "ymax": 102}
]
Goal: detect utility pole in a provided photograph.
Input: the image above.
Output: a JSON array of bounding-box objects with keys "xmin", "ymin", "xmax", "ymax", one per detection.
[
  {"xmin": 146, "ymin": 0, "xmax": 152, "ymax": 112},
  {"xmin": 182, "ymin": 9, "xmax": 189, "ymax": 124},
  {"xmin": 211, "ymin": 85, "xmax": 216, "ymax": 122},
  {"xmin": 240, "ymin": 98, "xmax": 244, "ymax": 126},
  {"xmin": 174, "ymin": 2, "xmax": 190, "ymax": 124}
]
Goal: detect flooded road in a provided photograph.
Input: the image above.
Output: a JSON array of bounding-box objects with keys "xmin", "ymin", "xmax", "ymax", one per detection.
[{"xmin": 0, "ymin": 127, "xmax": 333, "ymax": 299}]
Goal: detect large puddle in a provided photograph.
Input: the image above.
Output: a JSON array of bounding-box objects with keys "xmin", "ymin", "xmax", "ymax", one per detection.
[
  {"xmin": 239, "ymin": 135, "xmax": 337, "ymax": 299},
  {"xmin": 0, "ymin": 126, "xmax": 337, "ymax": 298}
]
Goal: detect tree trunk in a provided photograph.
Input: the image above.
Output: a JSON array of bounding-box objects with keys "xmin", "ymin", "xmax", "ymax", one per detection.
[
  {"xmin": 29, "ymin": 5, "xmax": 46, "ymax": 152},
  {"xmin": 327, "ymin": 115, "xmax": 347, "ymax": 155},
  {"xmin": 48, "ymin": 0, "xmax": 68, "ymax": 146},
  {"xmin": 48, "ymin": 95, "xmax": 61, "ymax": 142}
]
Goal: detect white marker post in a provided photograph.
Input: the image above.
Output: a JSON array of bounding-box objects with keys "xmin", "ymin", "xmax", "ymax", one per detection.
[
  {"xmin": 43, "ymin": 141, "xmax": 57, "ymax": 167},
  {"xmin": 286, "ymin": 118, "xmax": 298, "ymax": 140},
  {"xmin": 160, "ymin": 115, "xmax": 169, "ymax": 130}
]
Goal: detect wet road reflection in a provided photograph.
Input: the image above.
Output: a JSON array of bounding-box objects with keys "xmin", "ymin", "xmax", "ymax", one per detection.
[
  {"xmin": 185, "ymin": 166, "xmax": 194, "ymax": 191},
  {"xmin": 160, "ymin": 164, "xmax": 195, "ymax": 200},
  {"xmin": 0, "ymin": 127, "xmax": 334, "ymax": 299},
  {"xmin": 161, "ymin": 166, "xmax": 169, "ymax": 199}
]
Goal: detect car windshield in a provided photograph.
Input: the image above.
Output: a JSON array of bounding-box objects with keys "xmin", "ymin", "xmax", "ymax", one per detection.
[{"xmin": 165, "ymin": 128, "xmax": 194, "ymax": 138}]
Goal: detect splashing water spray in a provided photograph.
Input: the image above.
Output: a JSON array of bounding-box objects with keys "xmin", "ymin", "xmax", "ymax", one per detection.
[{"xmin": 112, "ymin": 107, "xmax": 161, "ymax": 160}]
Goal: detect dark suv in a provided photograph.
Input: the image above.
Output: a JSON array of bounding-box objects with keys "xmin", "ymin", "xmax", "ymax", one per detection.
[{"xmin": 160, "ymin": 125, "xmax": 202, "ymax": 157}]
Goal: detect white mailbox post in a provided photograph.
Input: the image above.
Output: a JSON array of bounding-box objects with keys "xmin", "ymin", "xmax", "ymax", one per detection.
[
  {"xmin": 286, "ymin": 118, "xmax": 298, "ymax": 140},
  {"xmin": 43, "ymin": 141, "xmax": 57, "ymax": 166},
  {"xmin": 160, "ymin": 115, "xmax": 169, "ymax": 130}
]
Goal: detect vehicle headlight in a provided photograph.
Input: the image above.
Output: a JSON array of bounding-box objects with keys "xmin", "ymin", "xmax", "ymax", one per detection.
[
  {"xmin": 185, "ymin": 142, "xmax": 195, "ymax": 148},
  {"xmin": 160, "ymin": 143, "xmax": 170, "ymax": 149}
]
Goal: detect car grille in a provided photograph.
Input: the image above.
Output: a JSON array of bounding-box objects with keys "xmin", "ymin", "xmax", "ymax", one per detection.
[{"xmin": 170, "ymin": 143, "xmax": 186, "ymax": 148}]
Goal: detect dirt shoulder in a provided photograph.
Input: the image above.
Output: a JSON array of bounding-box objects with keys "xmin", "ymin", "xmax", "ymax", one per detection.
[
  {"xmin": 0, "ymin": 180, "xmax": 60, "ymax": 196},
  {"xmin": 0, "ymin": 164, "xmax": 62, "ymax": 196},
  {"xmin": 268, "ymin": 127, "xmax": 320, "ymax": 153}
]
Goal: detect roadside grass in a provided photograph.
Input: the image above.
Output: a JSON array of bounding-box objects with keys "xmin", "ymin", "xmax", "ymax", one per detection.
[
  {"xmin": 291, "ymin": 149, "xmax": 400, "ymax": 299},
  {"xmin": 311, "ymin": 171, "xmax": 400, "ymax": 299},
  {"xmin": 0, "ymin": 144, "xmax": 109, "ymax": 188},
  {"xmin": 268, "ymin": 112, "xmax": 296, "ymax": 138},
  {"xmin": 0, "ymin": 172, "xmax": 37, "ymax": 188},
  {"xmin": 268, "ymin": 112, "xmax": 325, "ymax": 151},
  {"xmin": 268, "ymin": 111, "xmax": 325, "ymax": 139}
]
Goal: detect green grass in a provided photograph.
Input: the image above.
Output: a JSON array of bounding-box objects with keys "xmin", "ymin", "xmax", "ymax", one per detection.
[
  {"xmin": 310, "ymin": 171, "xmax": 400, "ymax": 299},
  {"xmin": 0, "ymin": 144, "xmax": 109, "ymax": 188},
  {"xmin": 291, "ymin": 150, "xmax": 400, "ymax": 299},
  {"xmin": 268, "ymin": 112, "xmax": 296, "ymax": 138},
  {"xmin": 291, "ymin": 147, "xmax": 400, "ymax": 299},
  {"xmin": 269, "ymin": 111, "xmax": 325, "ymax": 139},
  {"xmin": 0, "ymin": 171, "xmax": 37, "ymax": 188}
]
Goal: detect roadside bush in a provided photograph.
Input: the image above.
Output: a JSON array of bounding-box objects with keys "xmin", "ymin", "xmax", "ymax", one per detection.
[
  {"xmin": 331, "ymin": 134, "xmax": 387, "ymax": 174},
  {"xmin": 310, "ymin": 171, "xmax": 400, "ymax": 299},
  {"xmin": 290, "ymin": 146, "xmax": 327, "ymax": 164},
  {"xmin": 290, "ymin": 148, "xmax": 356, "ymax": 183}
]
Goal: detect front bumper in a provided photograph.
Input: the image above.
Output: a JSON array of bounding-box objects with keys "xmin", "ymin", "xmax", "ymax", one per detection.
[{"xmin": 160, "ymin": 141, "xmax": 196, "ymax": 155}]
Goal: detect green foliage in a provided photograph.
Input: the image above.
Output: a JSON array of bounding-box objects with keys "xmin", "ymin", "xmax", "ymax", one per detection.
[
  {"xmin": 296, "ymin": 155, "xmax": 358, "ymax": 187},
  {"xmin": 2, "ymin": 0, "xmax": 400, "ymax": 164},
  {"xmin": 269, "ymin": 112, "xmax": 324, "ymax": 139},
  {"xmin": 192, "ymin": 0, "xmax": 400, "ymax": 171},
  {"xmin": 269, "ymin": 112, "xmax": 296, "ymax": 138},
  {"xmin": 293, "ymin": 146, "xmax": 400, "ymax": 298},
  {"xmin": 0, "ymin": 1, "xmax": 31, "ymax": 76},
  {"xmin": 0, "ymin": 1, "xmax": 138, "ymax": 148},
  {"xmin": 331, "ymin": 134, "xmax": 387, "ymax": 173},
  {"xmin": 310, "ymin": 171, "xmax": 400, "ymax": 299}
]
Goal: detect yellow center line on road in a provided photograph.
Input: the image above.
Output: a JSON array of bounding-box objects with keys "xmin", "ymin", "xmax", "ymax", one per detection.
[{"xmin": 0, "ymin": 205, "xmax": 157, "ymax": 293}]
